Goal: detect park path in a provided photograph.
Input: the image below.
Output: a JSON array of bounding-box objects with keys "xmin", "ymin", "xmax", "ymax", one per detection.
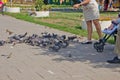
[{"xmin": 0, "ymin": 15, "xmax": 120, "ymax": 80}]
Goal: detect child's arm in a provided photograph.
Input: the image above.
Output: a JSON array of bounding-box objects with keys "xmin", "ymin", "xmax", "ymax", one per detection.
[{"xmin": 111, "ymin": 18, "xmax": 120, "ymax": 25}]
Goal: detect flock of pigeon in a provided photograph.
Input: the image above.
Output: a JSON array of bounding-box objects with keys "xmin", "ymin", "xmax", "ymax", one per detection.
[{"xmin": 0, "ymin": 29, "xmax": 79, "ymax": 52}]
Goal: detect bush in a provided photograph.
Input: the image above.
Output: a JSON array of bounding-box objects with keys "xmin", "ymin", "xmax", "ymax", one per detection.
[
  {"xmin": 35, "ymin": 0, "xmax": 44, "ymax": 11},
  {"xmin": 35, "ymin": 0, "xmax": 51, "ymax": 11}
]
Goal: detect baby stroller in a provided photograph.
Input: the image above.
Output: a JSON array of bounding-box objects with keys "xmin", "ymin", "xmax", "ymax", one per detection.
[
  {"xmin": 94, "ymin": 13, "xmax": 120, "ymax": 52},
  {"xmin": 93, "ymin": 23, "xmax": 119, "ymax": 52}
]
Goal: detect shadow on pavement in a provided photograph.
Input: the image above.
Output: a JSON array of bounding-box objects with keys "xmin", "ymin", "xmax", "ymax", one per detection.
[{"xmin": 35, "ymin": 42, "xmax": 120, "ymax": 70}]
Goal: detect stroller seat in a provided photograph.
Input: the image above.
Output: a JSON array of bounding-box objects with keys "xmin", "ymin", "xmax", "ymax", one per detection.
[
  {"xmin": 102, "ymin": 25, "xmax": 118, "ymax": 34},
  {"xmin": 93, "ymin": 25, "xmax": 119, "ymax": 52}
]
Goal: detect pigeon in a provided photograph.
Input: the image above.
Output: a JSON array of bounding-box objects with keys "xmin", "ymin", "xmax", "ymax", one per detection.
[
  {"xmin": 7, "ymin": 53, "xmax": 12, "ymax": 59},
  {"xmin": 49, "ymin": 45, "xmax": 61, "ymax": 52},
  {"xmin": 6, "ymin": 29, "xmax": 13, "ymax": 35},
  {"xmin": 0, "ymin": 40, "xmax": 5, "ymax": 46},
  {"xmin": 18, "ymin": 32, "xmax": 28, "ymax": 38},
  {"xmin": 68, "ymin": 36, "xmax": 77, "ymax": 41}
]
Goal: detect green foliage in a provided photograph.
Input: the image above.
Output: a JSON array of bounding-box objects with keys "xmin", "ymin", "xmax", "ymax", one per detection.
[
  {"xmin": 35, "ymin": 0, "xmax": 44, "ymax": 11},
  {"xmin": 41, "ymin": 5, "xmax": 51, "ymax": 11},
  {"xmin": 35, "ymin": 0, "xmax": 51, "ymax": 11},
  {"xmin": 50, "ymin": 4, "xmax": 72, "ymax": 8}
]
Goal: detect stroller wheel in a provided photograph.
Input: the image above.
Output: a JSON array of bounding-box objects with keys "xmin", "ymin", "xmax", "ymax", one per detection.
[
  {"xmin": 93, "ymin": 42, "xmax": 104, "ymax": 52},
  {"xmin": 93, "ymin": 42, "xmax": 100, "ymax": 49},
  {"xmin": 96, "ymin": 45, "xmax": 104, "ymax": 52}
]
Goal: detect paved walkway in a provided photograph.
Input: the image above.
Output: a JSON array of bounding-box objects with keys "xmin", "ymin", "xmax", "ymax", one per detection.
[{"xmin": 0, "ymin": 15, "xmax": 120, "ymax": 80}]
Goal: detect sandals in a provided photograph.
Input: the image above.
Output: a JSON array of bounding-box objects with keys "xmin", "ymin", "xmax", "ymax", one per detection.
[{"xmin": 81, "ymin": 40, "xmax": 92, "ymax": 44}]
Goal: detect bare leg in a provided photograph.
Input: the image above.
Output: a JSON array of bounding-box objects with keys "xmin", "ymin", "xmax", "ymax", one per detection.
[
  {"xmin": 86, "ymin": 20, "xmax": 92, "ymax": 41},
  {"xmin": 60, "ymin": 0, "xmax": 62, "ymax": 4},
  {"xmin": 108, "ymin": 24, "xmax": 114, "ymax": 30},
  {"xmin": 93, "ymin": 19, "xmax": 102, "ymax": 39},
  {"xmin": 60, "ymin": 0, "xmax": 64, "ymax": 4}
]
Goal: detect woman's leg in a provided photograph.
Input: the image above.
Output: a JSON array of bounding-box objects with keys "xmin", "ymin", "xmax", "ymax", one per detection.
[
  {"xmin": 86, "ymin": 20, "xmax": 93, "ymax": 41},
  {"xmin": 93, "ymin": 19, "xmax": 102, "ymax": 39}
]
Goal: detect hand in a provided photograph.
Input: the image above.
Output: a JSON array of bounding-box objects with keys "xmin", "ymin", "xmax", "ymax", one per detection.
[{"xmin": 73, "ymin": 4, "xmax": 81, "ymax": 9}]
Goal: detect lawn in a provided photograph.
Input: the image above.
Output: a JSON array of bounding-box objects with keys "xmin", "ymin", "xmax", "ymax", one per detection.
[{"xmin": 5, "ymin": 8, "xmax": 119, "ymax": 43}]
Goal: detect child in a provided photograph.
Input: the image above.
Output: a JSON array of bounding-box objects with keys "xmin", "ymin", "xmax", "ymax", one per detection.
[
  {"xmin": 0, "ymin": 0, "xmax": 3, "ymax": 8},
  {"xmin": 104, "ymin": 13, "xmax": 120, "ymax": 30},
  {"xmin": 0, "ymin": 0, "xmax": 4, "ymax": 15}
]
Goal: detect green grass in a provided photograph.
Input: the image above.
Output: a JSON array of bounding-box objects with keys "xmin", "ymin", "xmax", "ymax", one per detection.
[
  {"xmin": 5, "ymin": 11, "xmax": 119, "ymax": 44},
  {"xmin": 6, "ymin": 12, "xmax": 87, "ymax": 35},
  {"xmin": 50, "ymin": 4, "xmax": 72, "ymax": 8}
]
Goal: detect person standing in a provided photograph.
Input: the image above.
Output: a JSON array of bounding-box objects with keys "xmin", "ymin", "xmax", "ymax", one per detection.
[
  {"xmin": 0, "ymin": 0, "xmax": 3, "ymax": 8},
  {"xmin": 0, "ymin": 0, "xmax": 4, "ymax": 15},
  {"xmin": 60, "ymin": 0, "xmax": 64, "ymax": 4},
  {"xmin": 108, "ymin": 0, "xmax": 113, "ymax": 11},
  {"xmin": 107, "ymin": 21, "xmax": 120, "ymax": 64},
  {"xmin": 73, "ymin": 0, "xmax": 102, "ymax": 44},
  {"xmin": 103, "ymin": 0, "xmax": 109, "ymax": 11},
  {"xmin": 98, "ymin": 0, "xmax": 104, "ymax": 11}
]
